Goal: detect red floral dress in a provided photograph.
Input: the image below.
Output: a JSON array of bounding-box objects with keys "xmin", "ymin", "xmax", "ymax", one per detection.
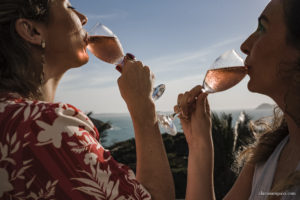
[{"xmin": 0, "ymin": 93, "xmax": 151, "ymax": 200}]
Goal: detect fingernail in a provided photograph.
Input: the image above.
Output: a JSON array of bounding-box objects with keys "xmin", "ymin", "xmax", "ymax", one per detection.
[
  {"xmin": 116, "ymin": 65, "xmax": 122, "ymax": 73},
  {"xmin": 126, "ymin": 53, "xmax": 136, "ymax": 60}
]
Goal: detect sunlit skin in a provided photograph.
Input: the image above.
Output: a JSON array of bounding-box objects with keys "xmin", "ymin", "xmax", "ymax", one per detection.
[
  {"xmin": 37, "ymin": 0, "xmax": 88, "ymax": 102},
  {"xmin": 44, "ymin": 0, "xmax": 88, "ymax": 68},
  {"xmin": 12, "ymin": 0, "xmax": 176, "ymax": 198}
]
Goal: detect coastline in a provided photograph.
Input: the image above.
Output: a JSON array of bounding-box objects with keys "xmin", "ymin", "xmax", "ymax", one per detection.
[{"xmin": 93, "ymin": 108, "xmax": 274, "ymax": 147}]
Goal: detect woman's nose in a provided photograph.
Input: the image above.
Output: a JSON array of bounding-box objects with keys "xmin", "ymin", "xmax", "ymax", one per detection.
[
  {"xmin": 240, "ymin": 38, "xmax": 250, "ymax": 55},
  {"xmin": 240, "ymin": 33, "xmax": 255, "ymax": 56},
  {"xmin": 76, "ymin": 10, "xmax": 88, "ymax": 26}
]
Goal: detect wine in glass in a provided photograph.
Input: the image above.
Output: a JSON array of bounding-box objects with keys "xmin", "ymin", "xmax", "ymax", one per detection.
[
  {"xmin": 87, "ymin": 22, "xmax": 165, "ymax": 100},
  {"xmin": 158, "ymin": 49, "xmax": 247, "ymax": 136}
]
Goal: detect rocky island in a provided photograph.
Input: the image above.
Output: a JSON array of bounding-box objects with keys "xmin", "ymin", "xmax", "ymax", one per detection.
[{"xmin": 255, "ymin": 103, "xmax": 274, "ymax": 110}]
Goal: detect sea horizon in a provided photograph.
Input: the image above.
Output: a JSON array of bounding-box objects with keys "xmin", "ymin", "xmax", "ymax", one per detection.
[
  {"xmin": 92, "ymin": 107, "xmax": 275, "ymax": 147},
  {"xmin": 91, "ymin": 107, "xmax": 265, "ymax": 115}
]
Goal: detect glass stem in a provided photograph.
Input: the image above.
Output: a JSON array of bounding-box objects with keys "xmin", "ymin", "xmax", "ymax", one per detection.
[{"xmin": 168, "ymin": 87, "xmax": 207, "ymax": 121}]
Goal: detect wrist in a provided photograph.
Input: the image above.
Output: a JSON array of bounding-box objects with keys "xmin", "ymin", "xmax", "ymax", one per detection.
[
  {"xmin": 188, "ymin": 138, "xmax": 213, "ymax": 154},
  {"xmin": 128, "ymin": 100, "xmax": 157, "ymax": 125}
]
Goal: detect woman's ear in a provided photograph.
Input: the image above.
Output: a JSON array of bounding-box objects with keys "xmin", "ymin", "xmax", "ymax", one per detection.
[{"xmin": 15, "ymin": 18, "xmax": 45, "ymax": 46}]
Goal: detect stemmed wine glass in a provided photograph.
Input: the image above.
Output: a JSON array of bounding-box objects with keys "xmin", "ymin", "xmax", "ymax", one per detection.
[
  {"xmin": 158, "ymin": 49, "xmax": 247, "ymax": 136},
  {"xmin": 87, "ymin": 22, "xmax": 166, "ymax": 100}
]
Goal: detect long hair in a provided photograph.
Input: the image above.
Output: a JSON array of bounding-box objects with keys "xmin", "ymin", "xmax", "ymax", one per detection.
[
  {"xmin": 0, "ymin": 0, "xmax": 49, "ymax": 99},
  {"xmin": 239, "ymin": 108, "xmax": 287, "ymax": 165},
  {"xmin": 240, "ymin": 0, "xmax": 300, "ymax": 198}
]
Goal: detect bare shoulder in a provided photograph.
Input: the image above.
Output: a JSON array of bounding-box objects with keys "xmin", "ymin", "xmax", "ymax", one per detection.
[{"xmin": 223, "ymin": 163, "xmax": 255, "ymax": 200}]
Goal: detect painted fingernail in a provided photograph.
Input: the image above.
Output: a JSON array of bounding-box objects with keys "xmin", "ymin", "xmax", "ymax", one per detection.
[
  {"xmin": 116, "ymin": 65, "xmax": 122, "ymax": 73},
  {"xmin": 126, "ymin": 53, "xmax": 136, "ymax": 60}
]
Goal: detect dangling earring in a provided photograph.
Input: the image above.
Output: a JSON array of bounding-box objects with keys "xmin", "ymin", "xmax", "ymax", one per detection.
[
  {"xmin": 41, "ymin": 40, "xmax": 46, "ymax": 84},
  {"xmin": 41, "ymin": 40, "xmax": 46, "ymax": 64},
  {"xmin": 41, "ymin": 40, "xmax": 46, "ymax": 49}
]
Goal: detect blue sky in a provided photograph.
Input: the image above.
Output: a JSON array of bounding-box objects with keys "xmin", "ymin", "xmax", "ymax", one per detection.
[{"xmin": 55, "ymin": 0, "xmax": 274, "ymax": 113}]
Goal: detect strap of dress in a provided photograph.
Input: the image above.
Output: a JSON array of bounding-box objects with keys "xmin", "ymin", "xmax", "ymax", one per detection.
[{"xmin": 248, "ymin": 136, "xmax": 289, "ymax": 200}]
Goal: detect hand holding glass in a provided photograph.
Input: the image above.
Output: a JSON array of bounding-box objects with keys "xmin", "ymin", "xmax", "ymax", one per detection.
[
  {"xmin": 158, "ymin": 49, "xmax": 247, "ymax": 136},
  {"xmin": 87, "ymin": 22, "xmax": 165, "ymax": 100}
]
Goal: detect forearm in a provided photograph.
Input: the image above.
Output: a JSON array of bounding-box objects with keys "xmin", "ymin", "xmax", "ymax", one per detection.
[
  {"xmin": 186, "ymin": 141, "xmax": 215, "ymax": 200},
  {"xmin": 129, "ymin": 101, "xmax": 175, "ymax": 200}
]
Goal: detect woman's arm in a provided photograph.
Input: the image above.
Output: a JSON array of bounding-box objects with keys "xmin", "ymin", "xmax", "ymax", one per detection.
[
  {"xmin": 186, "ymin": 139, "xmax": 215, "ymax": 200},
  {"xmin": 177, "ymin": 86, "xmax": 215, "ymax": 200},
  {"xmin": 178, "ymin": 85, "xmax": 254, "ymax": 200},
  {"xmin": 118, "ymin": 59, "xmax": 175, "ymax": 200},
  {"xmin": 223, "ymin": 163, "xmax": 254, "ymax": 200}
]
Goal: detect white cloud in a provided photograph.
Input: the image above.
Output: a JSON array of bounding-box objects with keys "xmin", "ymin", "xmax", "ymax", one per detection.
[
  {"xmin": 55, "ymin": 85, "xmax": 126, "ymax": 113},
  {"xmin": 145, "ymin": 35, "xmax": 245, "ymax": 74},
  {"xmin": 86, "ymin": 11, "xmax": 128, "ymax": 21}
]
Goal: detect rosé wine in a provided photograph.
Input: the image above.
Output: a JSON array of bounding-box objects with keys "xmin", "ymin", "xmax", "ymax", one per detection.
[
  {"xmin": 203, "ymin": 66, "xmax": 247, "ymax": 93},
  {"xmin": 88, "ymin": 36, "xmax": 124, "ymax": 64}
]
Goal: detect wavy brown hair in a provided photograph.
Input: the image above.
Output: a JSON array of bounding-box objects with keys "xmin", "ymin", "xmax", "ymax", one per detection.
[
  {"xmin": 240, "ymin": 0, "xmax": 300, "ymax": 198},
  {"xmin": 0, "ymin": 0, "xmax": 50, "ymax": 99}
]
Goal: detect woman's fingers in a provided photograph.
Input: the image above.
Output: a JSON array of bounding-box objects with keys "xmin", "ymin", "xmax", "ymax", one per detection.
[
  {"xmin": 189, "ymin": 85, "xmax": 204, "ymax": 100},
  {"xmin": 176, "ymin": 85, "xmax": 204, "ymax": 119},
  {"xmin": 177, "ymin": 93, "xmax": 183, "ymax": 114},
  {"xmin": 177, "ymin": 93, "xmax": 188, "ymax": 119},
  {"xmin": 177, "ymin": 93, "xmax": 183, "ymax": 118},
  {"xmin": 121, "ymin": 59, "xmax": 143, "ymax": 74},
  {"xmin": 174, "ymin": 105, "xmax": 180, "ymax": 114},
  {"xmin": 177, "ymin": 93, "xmax": 183, "ymax": 105},
  {"xmin": 181, "ymin": 92, "xmax": 192, "ymax": 118},
  {"xmin": 195, "ymin": 92, "xmax": 208, "ymax": 117},
  {"xmin": 144, "ymin": 65, "xmax": 155, "ymax": 81},
  {"xmin": 205, "ymin": 97, "xmax": 211, "ymax": 117},
  {"xmin": 117, "ymin": 59, "xmax": 155, "ymax": 109}
]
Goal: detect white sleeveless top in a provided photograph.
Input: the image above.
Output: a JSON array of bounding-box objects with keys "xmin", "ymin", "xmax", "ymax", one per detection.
[{"xmin": 249, "ymin": 136, "xmax": 300, "ymax": 200}]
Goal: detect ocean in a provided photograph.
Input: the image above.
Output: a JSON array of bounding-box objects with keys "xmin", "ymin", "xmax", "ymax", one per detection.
[{"xmin": 93, "ymin": 108, "xmax": 274, "ymax": 147}]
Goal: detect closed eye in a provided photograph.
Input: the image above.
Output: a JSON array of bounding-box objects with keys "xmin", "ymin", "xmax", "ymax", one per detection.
[
  {"xmin": 256, "ymin": 21, "xmax": 266, "ymax": 33},
  {"xmin": 67, "ymin": 6, "xmax": 76, "ymax": 10},
  {"xmin": 256, "ymin": 15, "xmax": 268, "ymax": 34}
]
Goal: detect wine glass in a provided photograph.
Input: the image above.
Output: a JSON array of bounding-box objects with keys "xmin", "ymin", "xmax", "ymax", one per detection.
[
  {"xmin": 87, "ymin": 22, "xmax": 165, "ymax": 100},
  {"xmin": 158, "ymin": 49, "xmax": 247, "ymax": 136}
]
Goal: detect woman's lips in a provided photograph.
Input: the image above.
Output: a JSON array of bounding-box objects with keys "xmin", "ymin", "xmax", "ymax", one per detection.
[
  {"xmin": 84, "ymin": 32, "xmax": 89, "ymax": 46},
  {"xmin": 244, "ymin": 60, "xmax": 251, "ymax": 73},
  {"xmin": 245, "ymin": 66, "xmax": 252, "ymax": 76}
]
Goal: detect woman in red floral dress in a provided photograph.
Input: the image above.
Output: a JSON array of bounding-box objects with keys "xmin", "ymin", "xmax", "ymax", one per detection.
[{"xmin": 0, "ymin": 0, "xmax": 175, "ymax": 199}]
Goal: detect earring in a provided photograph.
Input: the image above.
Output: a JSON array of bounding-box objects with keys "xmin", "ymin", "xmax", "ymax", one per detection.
[
  {"xmin": 41, "ymin": 40, "xmax": 46, "ymax": 64},
  {"xmin": 39, "ymin": 40, "xmax": 46, "ymax": 85},
  {"xmin": 41, "ymin": 40, "xmax": 46, "ymax": 49}
]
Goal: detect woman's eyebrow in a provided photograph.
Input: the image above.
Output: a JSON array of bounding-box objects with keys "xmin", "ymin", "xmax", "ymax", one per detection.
[{"xmin": 258, "ymin": 14, "xmax": 269, "ymax": 24}]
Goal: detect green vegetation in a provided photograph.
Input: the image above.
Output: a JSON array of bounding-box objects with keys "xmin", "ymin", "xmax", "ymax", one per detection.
[{"xmin": 102, "ymin": 111, "xmax": 256, "ymax": 199}]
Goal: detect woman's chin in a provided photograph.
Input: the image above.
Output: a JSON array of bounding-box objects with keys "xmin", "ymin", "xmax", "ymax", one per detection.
[
  {"xmin": 247, "ymin": 80, "xmax": 256, "ymax": 93},
  {"xmin": 75, "ymin": 51, "xmax": 89, "ymax": 67},
  {"xmin": 247, "ymin": 80, "xmax": 269, "ymax": 96}
]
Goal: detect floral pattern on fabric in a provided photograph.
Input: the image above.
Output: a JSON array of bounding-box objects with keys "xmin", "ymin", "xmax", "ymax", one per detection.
[{"xmin": 0, "ymin": 93, "xmax": 151, "ymax": 200}]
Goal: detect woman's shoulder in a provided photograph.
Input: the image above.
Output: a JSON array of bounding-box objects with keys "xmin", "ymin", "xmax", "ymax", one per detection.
[
  {"xmin": 0, "ymin": 94, "xmax": 152, "ymax": 199},
  {"xmin": 0, "ymin": 93, "xmax": 99, "ymax": 140}
]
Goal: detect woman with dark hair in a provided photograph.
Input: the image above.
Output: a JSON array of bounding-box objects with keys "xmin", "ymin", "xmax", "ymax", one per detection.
[
  {"xmin": 0, "ymin": 0, "xmax": 175, "ymax": 199},
  {"xmin": 177, "ymin": 0, "xmax": 300, "ymax": 199}
]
